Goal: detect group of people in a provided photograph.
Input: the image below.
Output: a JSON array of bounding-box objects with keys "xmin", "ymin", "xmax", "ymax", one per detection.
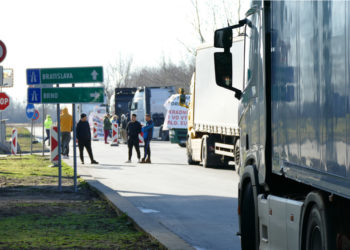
[
  {"xmin": 44, "ymin": 108, "xmax": 98, "ymax": 165},
  {"xmin": 103, "ymin": 112, "xmax": 153, "ymax": 163},
  {"xmin": 43, "ymin": 109, "xmax": 154, "ymax": 165},
  {"xmin": 102, "ymin": 113, "xmax": 129, "ymax": 144},
  {"xmin": 125, "ymin": 113, "xmax": 153, "ymax": 164}
]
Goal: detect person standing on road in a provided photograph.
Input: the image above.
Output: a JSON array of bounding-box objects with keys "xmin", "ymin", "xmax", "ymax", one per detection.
[
  {"xmin": 103, "ymin": 114, "xmax": 112, "ymax": 144},
  {"xmin": 141, "ymin": 114, "xmax": 154, "ymax": 164},
  {"xmin": 76, "ymin": 113, "xmax": 98, "ymax": 165},
  {"xmin": 126, "ymin": 114, "xmax": 142, "ymax": 163},
  {"xmin": 44, "ymin": 115, "xmax": 52, "ymax": 146},
  {"xmin": 60, "ymin": 107, "xmax": 73, "ymax": 159},
  {"xmin": 121, "ymin": 114, "xmax": 128, "ymax": 143}
]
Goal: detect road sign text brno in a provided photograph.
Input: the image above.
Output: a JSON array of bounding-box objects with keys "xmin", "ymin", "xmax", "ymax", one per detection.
[
  {"xmin": 28, "ymin": 87, "xmax": 104, "ymax": 104},
  {"xmin": 26, "ymin": 66, "xmax": 103, "ymax": 85}
]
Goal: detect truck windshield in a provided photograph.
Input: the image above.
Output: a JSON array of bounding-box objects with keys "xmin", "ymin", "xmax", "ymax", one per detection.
[{"xmin": 130, "ymin": 102, "xmax": 138, "ymax": 111}]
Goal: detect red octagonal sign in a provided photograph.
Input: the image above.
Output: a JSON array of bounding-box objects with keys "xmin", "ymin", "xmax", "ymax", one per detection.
[{"xmin": 0, "ymin": 92, "xmax": 10, "ymax": 110}]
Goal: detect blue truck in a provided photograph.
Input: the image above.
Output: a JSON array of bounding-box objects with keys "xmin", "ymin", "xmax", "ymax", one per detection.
[{"xmin": 214, "ymin": 1, "xmax": 350, "ymax": 249}]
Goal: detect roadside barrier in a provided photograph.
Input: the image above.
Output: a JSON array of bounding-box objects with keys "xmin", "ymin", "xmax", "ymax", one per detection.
[
  {"xmin": 11, "ymin": 128, "xmax": 17, "ymax": 155},
  {"xmin": 111, "ymin": 123, "xmax": 119, "ymax": 146},
  {"xmin": 139, "ymin": 131, "xmax": 145, "ymax": 146},
  {"xmin": 92, "ymin": 122, "xmax": 99, "ymax": 141},
  {"xmin": 50, "ymin": 126, "xmax": 58, "ymax": 165}
]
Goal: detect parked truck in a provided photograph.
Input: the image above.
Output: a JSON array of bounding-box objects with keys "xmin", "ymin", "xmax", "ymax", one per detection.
[
  {"xmin": 214, "ymin": 1, "xmax": 350, "ymax": 249},
  {"xmin": 109, "ymin": 88, "xmax": 137, "ymax": 117},
  {"xmin": 130, "ymin": 86, "xmax": 176, "ymax": 139},
  {"xmin": 186, "ymin": 40, "xmax": 243, "ymax": 168}
]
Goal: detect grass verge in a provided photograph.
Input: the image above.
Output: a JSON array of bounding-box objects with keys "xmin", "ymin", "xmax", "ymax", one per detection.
[
  {"xmin": 0, "ymin": 155, "xmax": 163, "ymax": 249},
  {"xmin": 6, "ymin": 126, "xmax": 47, "ymax": 153}
]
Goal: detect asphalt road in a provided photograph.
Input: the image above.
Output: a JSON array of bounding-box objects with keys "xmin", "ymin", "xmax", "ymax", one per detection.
[{"xmin": 34, "ymin": 127, "xmax": 241, "ymax": 250}]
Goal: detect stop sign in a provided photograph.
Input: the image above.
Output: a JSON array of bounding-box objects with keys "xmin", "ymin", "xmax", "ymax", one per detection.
[{"xmin": 0, "ymin": 92, "xmax": 10, "ymax": 110}]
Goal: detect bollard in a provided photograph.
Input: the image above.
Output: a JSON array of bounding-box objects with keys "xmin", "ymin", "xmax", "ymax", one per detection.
[
  {"xmin": 111, "ymin": 123, "xmax": 119, "ymax": 146},
  {"xmin": 11, "ymin": 128, "xmax": 17, "ymax": 155},
  {"xmin": 50, "ymin": 126, "xmax": 59, "ymax": 165},
  {"xmin": 139, "ymin": 131, "xmax": 145, "ymax": 147},
  {"xmin": 92, "ymin": 122, "xmax": 99, "ymax": 141}
]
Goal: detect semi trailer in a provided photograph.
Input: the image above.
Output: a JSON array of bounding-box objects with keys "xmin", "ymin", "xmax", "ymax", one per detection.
[
  {"xmin": 109, "ymin": 88, "xmax": 137, "ymax": 117},
  {"xmin": 130, "ymin": 86, "xmax": 175, "ymax": 139},
  {"xmin": 214, "ymin": 1, "xmax": 350, "ymax": 249},
  {"xmin": 186, "ymin": 40, "xmax": 243, "ymax": 168}
]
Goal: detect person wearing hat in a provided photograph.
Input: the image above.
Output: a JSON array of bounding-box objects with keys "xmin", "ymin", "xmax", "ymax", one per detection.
[{"xmin": 76, "ymin": 113, "xmax": 98, "ymax": 165}]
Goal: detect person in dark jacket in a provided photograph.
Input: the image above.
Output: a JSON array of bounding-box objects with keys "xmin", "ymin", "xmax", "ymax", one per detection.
[
  {"xmin": 76, "ymin": 113, "xmax": 98, "ymax": 165},
  {"xmin": 125, "ymin": 114, "xmax": 142, "ymax": 163},
  {"xmin": 141, "ymin": 114, "xmax": 154, "ymax": 163}
]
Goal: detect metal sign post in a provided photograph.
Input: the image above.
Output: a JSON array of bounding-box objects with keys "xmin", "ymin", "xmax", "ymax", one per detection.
[
  {"xmin": 72, "ymin": 84, "xmax": 77, "ymax": 192},
  {"xmin": 30, "ymin": 119, "xmax": 33, "ymax": 154},
  {"xmin": 57, "ymin": 84, "xmax": 62, "ymax": 191},
  {"xmin": 42, "ymin": 104, "xmax": 45, "ymax": 156}
]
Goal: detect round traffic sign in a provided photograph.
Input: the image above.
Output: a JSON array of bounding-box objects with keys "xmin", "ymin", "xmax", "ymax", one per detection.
[
  {"xmin": 33, "ymin": 109, "xmax": 40, "ymax": 121},
  {"xmin": 0, "ymin": 92, "xmax": 10, "ymax": 110},
  {"xmin": 0, "ymin": 41, "xmax": 7, "ymax": 63},
  {"xmin": 26, "ymin": 104, "xmax": 35, "ymax": 119}
]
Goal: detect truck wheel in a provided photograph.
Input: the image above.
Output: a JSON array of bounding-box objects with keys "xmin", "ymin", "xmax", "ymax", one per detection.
[
  {"xmin": 234, "ymin": 139, "xmax": 240, "ymax": 167},
  {"xmin": 302, "ymin": 192, "xmax": 335, "ymax": 250},
  {"xmin": 305, "ymin": 205, "xmax": 324, "ymax": 250},
  {"xmin": 241, "ymin": 182, "xmax": 258, "ymax": 250},
  {"xmin": 186, "ymin": 137, "xmax": 195, "ymax": 165},
  {"xmin": 201, "ymin": 136, "xmax": 210, "ymax": 168}
]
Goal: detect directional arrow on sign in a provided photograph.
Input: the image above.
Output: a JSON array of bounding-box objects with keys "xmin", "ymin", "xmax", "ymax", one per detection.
[
  {"xmin": 91, "ymin": 70, "xmax": 98, "ymax": 80},
  {"xmin": 90, "ymin": 91, "xmax": 101, "ymax": 101}
]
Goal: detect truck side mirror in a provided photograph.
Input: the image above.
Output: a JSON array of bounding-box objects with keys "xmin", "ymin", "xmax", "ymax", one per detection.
[
  {"xmin": 214, "ymin": 52, "xmax": 242, "ymax": 100},
  {"xmin": 214, "ymin": 28, "xmax": 233, "ymax": 49}
]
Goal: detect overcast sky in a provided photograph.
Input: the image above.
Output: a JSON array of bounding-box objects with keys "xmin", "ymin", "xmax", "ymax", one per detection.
[{"xmin": 0, "ymin": 0, "xmax": 249, "ymax": 102}]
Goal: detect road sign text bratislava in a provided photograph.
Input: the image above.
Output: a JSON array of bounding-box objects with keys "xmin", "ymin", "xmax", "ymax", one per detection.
[{"xmin": 26, "ymin": 66, "xmax": 103, "ymax": 84}]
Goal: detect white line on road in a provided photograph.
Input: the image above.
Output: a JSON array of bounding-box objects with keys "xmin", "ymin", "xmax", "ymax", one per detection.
[{"xmin": 137, "ymin": 207, "xmax": 160, "ymax": 214}]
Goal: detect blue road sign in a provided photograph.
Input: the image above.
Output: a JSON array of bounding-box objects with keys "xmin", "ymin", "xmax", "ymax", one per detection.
[
  {"xmin": 26, "ymin": 69, "xmax": 41, "ymax": 84},
  {"xmin": 26, "ymin": 104, "xmax": 35, "ymax": 119},
  {"xmin": 28, "ymin": 88, "xmax": 42, "ymax": 103}
]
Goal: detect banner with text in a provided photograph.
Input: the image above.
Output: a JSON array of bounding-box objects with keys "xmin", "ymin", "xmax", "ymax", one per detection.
[{"xmin": 163, "ymin": 94, "xmax": 190, "ymax": 130}]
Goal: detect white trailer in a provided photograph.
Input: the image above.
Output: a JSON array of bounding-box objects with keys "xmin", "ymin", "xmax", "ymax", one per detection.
[{"xmin": 187, "ymin": 38, "xmax": 244, "ymax": 168}]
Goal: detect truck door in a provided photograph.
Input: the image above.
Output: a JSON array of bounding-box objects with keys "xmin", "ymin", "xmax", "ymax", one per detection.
[{"xmin": 240, "ymin": 5, "xmax": 267, "ymax": 183}]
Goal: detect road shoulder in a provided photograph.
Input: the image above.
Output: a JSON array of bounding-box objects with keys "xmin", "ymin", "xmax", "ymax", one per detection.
[{"xmin": 79, "ymin": 167, "xmax": 194, "ymax": 250}]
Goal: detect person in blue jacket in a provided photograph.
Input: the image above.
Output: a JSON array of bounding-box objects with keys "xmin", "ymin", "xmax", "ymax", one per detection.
[{"xmin": 141, "ymin": 114, "xmax": 154, "ymax": 163}]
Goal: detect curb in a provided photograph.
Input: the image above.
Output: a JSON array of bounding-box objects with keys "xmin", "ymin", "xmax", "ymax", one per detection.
[{"xmin": 80, "ymin": 174, "xmax": 194, "ymax": 250}]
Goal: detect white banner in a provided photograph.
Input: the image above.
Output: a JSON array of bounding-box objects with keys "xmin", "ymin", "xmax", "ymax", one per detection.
[
  {"xmin": 163, "ymin": 94, "xmax": 190, "ymax": 130},
  {"xmin": 88, "ymin": 106, "xmax": 106, "ymax": 138}
]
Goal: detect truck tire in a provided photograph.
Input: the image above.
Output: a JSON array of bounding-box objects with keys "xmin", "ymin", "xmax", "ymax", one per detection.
[
  {"xmin": 201, "ymin": 136, "xmax": 210, "ymax": 168},
  {"xmin": 186, "ymin": 137, "xmax": 196, "ymax": 165},
  {"xmin": 234, "ymin": 139, "xmax": 240, "ymax": 167},
  {"xmin": 302, "ymin": 192, "xmax": 335, "ymax": 250},
  {"xmin": 241, "ymin": 182, "xmax": 258, "ymax": 250}
]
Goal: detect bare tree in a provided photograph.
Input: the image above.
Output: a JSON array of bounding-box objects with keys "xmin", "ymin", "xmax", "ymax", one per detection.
[
  {"xmin": 129, "ymin": 58, "xmax": 194, "ymax": 92},
  {"xmin": 104, "ymin": 54, "xmax": 133, "ymax": 104},
  {"xmin": 179, "ymin": 0, "xmax": 242, "ymax": 56},
  {"xmin": 191, "ymin": 0, "xmax": 206, "ymax": 44}
]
